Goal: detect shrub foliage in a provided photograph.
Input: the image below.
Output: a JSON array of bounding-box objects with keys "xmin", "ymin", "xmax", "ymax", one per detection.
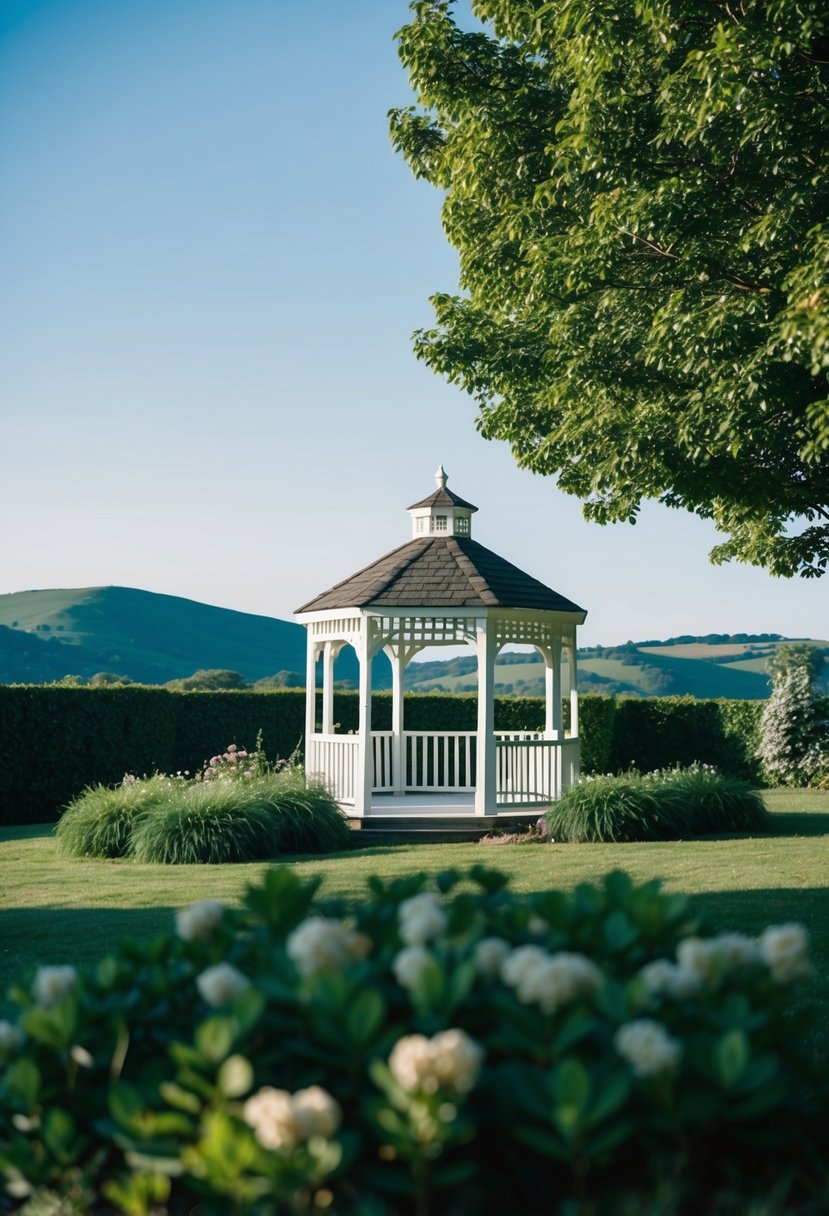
[
  {"xmin": 0, "ymin": 868, "xmax": 823, "ymax": 1214},
  {"xmin": 545, "ymin": 766, "xmax": 769, "ymax": 844}
]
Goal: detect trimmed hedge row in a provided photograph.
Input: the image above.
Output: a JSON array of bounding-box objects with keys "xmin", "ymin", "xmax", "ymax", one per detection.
[{"xmin": 0, "ymin": 686, "xmax": 794, "ymax": 825}]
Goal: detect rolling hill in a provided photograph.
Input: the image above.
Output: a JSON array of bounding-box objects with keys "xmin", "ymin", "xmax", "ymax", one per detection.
[
  {"xmin": 0, "ymin": 587, "xmax": 825, "ymax": 700},
  {"xmin": 0, "ymin": 587, "xmax": 353, "ymax": 685}
]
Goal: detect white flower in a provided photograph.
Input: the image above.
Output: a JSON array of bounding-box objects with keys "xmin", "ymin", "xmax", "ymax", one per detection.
[
  {"xmin": 711, "ymin": 933, "xmax": 762, "ymax": 969},
  {"xmin": 243, "ymin": 1087, "xmax": 301, "ymax": 1150},
  {"xmin": 528, "ymin": 916, "xmax": 549, "ymax": 936},
  {"xmin": 759, "ymin": 923, "xmax": 810, "ymax": 984},
  {"xmin": 388, "ymin": 1029, "xmax": 483, "ymax": 1095},
  {"xmin": 676, "ymin": 937, "xmax": 718, "ymax": 983},
  {"xmin": 388, "ymin": 1034, "xmax": 440, "ymax": 1093},
  {"xmin": 393, "ymin": 946, "xmax": 436, "ymax": 992},
  {"xmin": 0, "ymin": 1021, "xmax": 23, "ymax": 1056},
  {"xmin": 291, "ymin": 1086, "xmax": 342, "ymax": 1139},
  {"xmin": 474, "ymin": 937, "xmax": 511, "ymax": 980},
  {"xmin": 286, "ymin": 917, "xmax": 369, "ymax": 979},
  {"xmin": 500, "ymin": 945, "xmax": 547, "ymax": 988},
  {"xmin": 196, "ymin": 963, "xmax": 250, "ymax": 1006},
  {"xmin": 176, "ymin": 899, "xmax": 224, "ymax": 942},
  {"xmin": 614, "ymin": 1019, "xmax": 681, "ymax": 1078},
  {"xmin": 502, "ymin": 948, "xmax": 601, "ymax": 1014},
  {"xmin": 429, "ymin": 1029, "xmax": 483, "ymax": 1094},
  {"xmin": 33, "ymin": 966, "xmax": 77, "ymax": 1007},
  {"xmin": 398, "ymin": 892, "xmax": 448, "ymax": 947},
  {"xmin": 638, "ymin": 959, "xmax": 701, "ymax": 1001}
]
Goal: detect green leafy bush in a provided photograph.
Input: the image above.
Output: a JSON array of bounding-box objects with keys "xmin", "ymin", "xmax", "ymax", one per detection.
[
  {"xmin": 545, "ymin": 766, "xmax": 769, "ymax": 843},
  {"xmin": 0, "ymin": 869, "xmax": 824, "ymax": 1214}
]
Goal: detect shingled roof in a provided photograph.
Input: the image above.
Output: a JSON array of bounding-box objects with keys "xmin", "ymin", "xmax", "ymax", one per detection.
[
  {"xmin": 406, "ymin": 486, "xmax": 478, "ymax": 512},
  {"xmin": 296, "ymin": 536, "xmax": 585, "ymax": 615}
]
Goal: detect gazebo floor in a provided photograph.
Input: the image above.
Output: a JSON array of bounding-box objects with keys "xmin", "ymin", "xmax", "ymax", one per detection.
[{"xmin": 345, "ymin": 794, "xmax": 545, "ymax": 844}]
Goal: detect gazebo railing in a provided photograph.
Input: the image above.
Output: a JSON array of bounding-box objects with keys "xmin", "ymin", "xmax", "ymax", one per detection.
[
  {"xmin": 307, "ymin": 734, "xmax": 358, "ymax": 805},
  {"xmin": 311, "ymin": 731, "xmax": 579, "ymax": 807}
]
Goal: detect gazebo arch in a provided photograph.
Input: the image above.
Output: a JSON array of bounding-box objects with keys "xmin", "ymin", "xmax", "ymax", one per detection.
[{"xmin": 295, "ymin": 468, "xmax": 586, "ymax": 817}]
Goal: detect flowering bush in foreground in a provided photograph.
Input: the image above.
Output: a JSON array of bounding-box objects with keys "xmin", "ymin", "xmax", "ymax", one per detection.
[
  {"xmin": 545, "ymin": 764, "xmax": 769, "ymax": 843},
  {"xmin": 0, "ymin": 869, "xmax": 825, "ymax": 1214}
]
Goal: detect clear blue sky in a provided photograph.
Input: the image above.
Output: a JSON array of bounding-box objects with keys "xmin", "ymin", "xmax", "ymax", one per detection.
[{"xmin": 1, "ymin": 0, "xmax": 825, "ymax": 647}]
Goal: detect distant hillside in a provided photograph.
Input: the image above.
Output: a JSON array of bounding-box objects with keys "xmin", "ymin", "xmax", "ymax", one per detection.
[
  {"xmin": 404, "ymin": 635, "xmax": 829, "ymax": 700},
  {"xmin": 0, "ymin": 587, "xmax": 356, "ymax": 685},
  {"xmin": 0, "ymin": 590, "xmax": 825, "ymax": 700}
]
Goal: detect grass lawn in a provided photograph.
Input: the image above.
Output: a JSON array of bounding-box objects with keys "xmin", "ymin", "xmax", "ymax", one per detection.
[{"xmin": 1, "ymin": 789, "xmax": 828, "ymax": 1015}]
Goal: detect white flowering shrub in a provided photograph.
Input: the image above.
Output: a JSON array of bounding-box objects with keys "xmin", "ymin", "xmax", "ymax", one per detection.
[
  {"xmin": 0, "ymin": 867, "xmax": 826, "ymax": 1214},
  {"xmin": 757, "ymin": 663, "xmax": 829, "ymax": 786}
]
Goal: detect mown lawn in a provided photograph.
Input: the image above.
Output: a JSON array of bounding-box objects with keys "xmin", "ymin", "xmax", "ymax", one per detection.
[{"xmin": 1, "ymin": 789, "xmax": 828, "ymax": 1013}]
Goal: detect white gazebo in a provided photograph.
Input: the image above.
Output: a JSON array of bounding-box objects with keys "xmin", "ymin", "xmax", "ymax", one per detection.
[{"xmin": 295, "ymin": 468, "xmax": 587, "ymax": 818}]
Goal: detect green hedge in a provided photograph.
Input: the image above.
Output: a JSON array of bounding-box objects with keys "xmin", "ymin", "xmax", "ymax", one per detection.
[{"xmin": 0, "ymin": 687, "xmax": 781, "ymax": 825}]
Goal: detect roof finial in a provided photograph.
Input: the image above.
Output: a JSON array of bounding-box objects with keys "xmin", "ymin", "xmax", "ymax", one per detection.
[{"xmin": 435, "ymin": 464, "xmax": 447, "ymax": 489}]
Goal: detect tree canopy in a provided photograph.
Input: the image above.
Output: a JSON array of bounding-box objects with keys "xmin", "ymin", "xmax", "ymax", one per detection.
[{"xmin": 391, "ymin": 0, "xmax": 829, "ymax": 576}]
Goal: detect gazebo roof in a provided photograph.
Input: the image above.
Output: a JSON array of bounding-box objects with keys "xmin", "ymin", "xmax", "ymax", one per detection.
[
  {"xmin": 406, "ymin": 486, "xmax": 478, "ymax": 512},
  {"xmin": 295, "ymin": 535, "xmax": 586, "ymax": 615}
]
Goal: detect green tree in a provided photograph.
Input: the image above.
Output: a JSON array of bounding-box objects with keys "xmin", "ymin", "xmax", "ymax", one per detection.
[
  {"xmin": 166, "ymin": 669, "xmax": 249, "ymax": 691},
  {"xmin": 766, "ymin": 642, "xmax": 826, "ymax": 683},
  {"xmin": 391, "ymin": 0, "xmax": 829, "ymax": 576}
]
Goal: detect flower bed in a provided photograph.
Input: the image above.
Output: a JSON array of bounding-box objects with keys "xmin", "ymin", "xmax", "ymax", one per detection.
[{"xmin": 0, "ymin": 867, "xmax": 825, "ymax": 1213}]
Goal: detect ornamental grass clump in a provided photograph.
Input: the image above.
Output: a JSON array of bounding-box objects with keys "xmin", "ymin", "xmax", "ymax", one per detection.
[
  {"xmin": 545, "ymin": 765, "xmax": 769, "ymax": 843},
  {"xmin": 55, "ymin": 774, "xmax": 174, "ymax": 858},
  {"xmin": 0, "ymin": 867, "xmax": 825, "ymax": 1214},
  {"xmin": 56, "ymin": 742, "xmax": 351, "ymax": 863}
]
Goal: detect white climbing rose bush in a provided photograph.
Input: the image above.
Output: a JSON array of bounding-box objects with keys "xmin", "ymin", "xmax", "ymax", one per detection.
[{"xmin": 0, "ymin": 866, "xmax": 825, "ymax": 1215}]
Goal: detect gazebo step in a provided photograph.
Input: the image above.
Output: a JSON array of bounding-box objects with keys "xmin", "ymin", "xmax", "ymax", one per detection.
[{"xmin": 346, "ymin": 813, "xmax": 541, "ymax": 845}]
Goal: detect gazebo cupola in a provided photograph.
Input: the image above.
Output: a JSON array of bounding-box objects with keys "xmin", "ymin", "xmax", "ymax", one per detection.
[
  {"xmin": 295, "ymin": 470, "xmax": 587, "ymax": 819},
  {"xmin": 407, "ymin": 465, "xmax": 478, "ymax": 538}
]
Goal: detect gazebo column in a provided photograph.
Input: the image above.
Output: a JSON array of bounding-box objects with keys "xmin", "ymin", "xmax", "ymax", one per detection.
[
  {"xmin": 540, "ymin": 638, "xmax": 563, "ymax": 740},
  {"xmin": 566, "ymin": 636, "xmax": 579, "ymax": 738},
  {"xmin": 321, "ymin": 641, "xmax": 343, "ymax": 734},
  {"xmin": 305, "ymin": 636, "xmax": 318, "ymax": 755},
  {"xmin": 354, "ymin": 620, "xmax": 374, "ymax": 817},
  {"xmin": 475, "ymin": 619, "xmax": 497, "ymax": 816},
  {"xmin": 385, "ymin": 643, "xmax": 408, "ymax": 796}
]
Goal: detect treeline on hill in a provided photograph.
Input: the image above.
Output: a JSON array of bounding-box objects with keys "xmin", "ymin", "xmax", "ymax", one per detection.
[{"xmin": 0, "ymin": 685, "xmax": 793, "ymax": 825}]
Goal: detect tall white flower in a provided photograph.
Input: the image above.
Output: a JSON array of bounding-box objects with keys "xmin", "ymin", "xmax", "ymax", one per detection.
[
  {"xmin": 196, "ymin": 963, "xmax": 250, "ymax": 1006},
  {"xmin": 676, "ymin": 938, "xmax": 718, "ymax": 984},
  {"xmin": 429, "ymin": 1029, "xmax": 483, "ymax": 1094},
  {"xmin": 614, "ymin": 1019, "xmax": 681, "ymax": 1078},
  {"xmin": 388, "ymin": 1029, "xmax": 483, "ymax": 1095},
  {"xmin": 291, "ymin": 1086, "xmax": 342, "ymax": 1139},
  {"xmin": 474, "ymin": 937, "xmax": 511, "ymax": 980},
  {"xmin": 243, "ymin": 1087, "xmax": 301, "ymax": 1150},
  {"xmin": 388, "ymin": 1034, "xmax": 439, "ymax": 1093},
  {"xmin": 759, "ymin": 923, "xmax": 810, "ymax": 984},
  {"xmin": 711, "ymin": 933, "xmax": 762, "ymax": 969},
  {"xmin": 33, "ymin": 966, "xmax": 77, "ymax": 1007},
  {"xmin": 638, "ymin": 959, "xmax": 700, "ymax": 1001},
  {"xmin": 502, "ymin": 948, "xmax": 601, "ymax": 1014},
  {"xmin": 176, "ymin": 899, "xmax": 224, "ymax": 942},
  {"xmin": 287, "ymin": 917, "xmax": 370, "ymax": 979},
  {"xmin": 398, "ymin": 892, "xmax": 448, "ymax": 947},
  {"xmin": 393, "ymin": 946, "xmax": 436, "ymax": 992}
]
